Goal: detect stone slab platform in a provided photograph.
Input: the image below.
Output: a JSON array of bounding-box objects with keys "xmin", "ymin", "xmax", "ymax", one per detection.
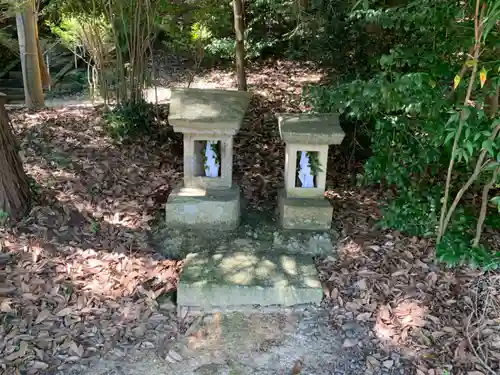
[
  {"xmin": 165, "ymin": 184, "xmax": 240, "ymax": 230},
  {"xmin": 177, "ymin": 247, "xmax": 323, "ymax": 315},
  {"xmin": 278, "ymin": 189, "xmax": 333, "ymax": 230}
]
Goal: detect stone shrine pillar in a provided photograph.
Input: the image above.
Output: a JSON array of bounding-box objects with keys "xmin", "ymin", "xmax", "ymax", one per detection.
[
  {"xmin": 277, "ymin": 113, "xmax": 345, "ymax": 230},
  {"xmin": 166, "ymin": 88, "xmax": 251, "ymax": 230}
]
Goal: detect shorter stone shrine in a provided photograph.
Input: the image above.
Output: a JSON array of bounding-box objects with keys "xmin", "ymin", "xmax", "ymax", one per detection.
[
  {"xmin": 165, "ymin": 88, "xmax": 251, "ymax": 230},
  {"xmin": 277, "ymin": 113, "xmax": 345, "ymax": 230}
]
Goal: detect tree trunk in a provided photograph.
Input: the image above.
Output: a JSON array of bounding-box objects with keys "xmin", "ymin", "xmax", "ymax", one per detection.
[
  {"xmin": 34, "ymin": 17, "xmax": 51, "ymax": 88},
  {"xmin": 233, "ymin": 0, "xmax": 247, "ymax": 91},
  {"xmin": 16, "ymin": 0, "xmax": 44, "ymax": 109},
  {"xmin": 0, "ymin": 93, "xmax": 31, "ymax": 222}
]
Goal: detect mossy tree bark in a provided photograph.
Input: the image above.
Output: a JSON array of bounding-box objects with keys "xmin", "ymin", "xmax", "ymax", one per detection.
[{"xmin": 0, "ymin": 93, "xmax": 31, "ymax": 222}]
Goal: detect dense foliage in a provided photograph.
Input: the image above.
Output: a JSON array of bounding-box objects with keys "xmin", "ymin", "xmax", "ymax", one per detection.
[
  {"xmin": 306, "ymin": 0, "xmax": 500, "ymax": 268},
  {"xmin": 3, "ymin": 0, "xmax": 500, "ymax": 268},
  {"xmin": 103, "ymin": 100, "xmax": 156, "ymax": 142}
]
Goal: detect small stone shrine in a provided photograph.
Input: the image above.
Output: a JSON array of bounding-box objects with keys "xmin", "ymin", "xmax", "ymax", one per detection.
[
  {"xmin": 165, "ymin": 88, "xmax": 251, "ymax": 230},
  {"xmin": 277, "ymin": 113, "xmax": 345, "ymax": 230}
]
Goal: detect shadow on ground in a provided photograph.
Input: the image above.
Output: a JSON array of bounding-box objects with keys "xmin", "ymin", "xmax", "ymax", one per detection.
[{"xmin": 1, "ymin": 62, "xmax": 485, "ymax": 375}]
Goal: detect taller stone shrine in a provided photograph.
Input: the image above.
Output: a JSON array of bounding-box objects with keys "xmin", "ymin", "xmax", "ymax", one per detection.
[{"xmin": 165, "ymin": 88, "xmax": 252, "ymax": 230}]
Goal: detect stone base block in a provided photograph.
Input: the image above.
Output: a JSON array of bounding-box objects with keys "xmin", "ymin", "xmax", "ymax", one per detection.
[
  {"xmin": 278, "ymin": 188, "xmax": 333, "ymax": 230},
  {"xmin": 177, "ymin": 249, "xmax": 323, "ymax": 315},
  {"xmin": 165, "ymin": 183, "xmax": 240, "ymax": 230}
]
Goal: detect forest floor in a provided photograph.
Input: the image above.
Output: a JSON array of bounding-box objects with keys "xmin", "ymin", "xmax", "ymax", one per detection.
[{"xmin": 1, "ymin": 59, "xmax": 499, "ymax": 375}]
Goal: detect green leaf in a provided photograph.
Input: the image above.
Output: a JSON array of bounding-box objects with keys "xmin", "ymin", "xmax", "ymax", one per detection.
[
  {"xmin": 444, "ymin": 131, "xmax": 456, "ymax": 145},
  {"xmin": 465, "ymin": 59, "xmax": 477, "ymax": 68},
  {"xmin": 483, "ymin": 0, "xmax": 500, "ymax": 41},
  {"xmin": 446, "ymin": 112, "xmax": 459, "ymax": 127},
  {"xmin": 466, "ymin": 141, "xmax": 473, "ymax": 156},
  {"xmin": 482, "ymin": 139, "xmax": 495, "ymax": 157}
]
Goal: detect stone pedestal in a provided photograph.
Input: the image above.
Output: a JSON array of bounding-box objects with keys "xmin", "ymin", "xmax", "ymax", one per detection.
[
  {"xmin": 165, "ymin": 185, "xmax": 241, "ymax": 230},
  {"xmin": 276, "ymin": 113, "xmax": 345, "ymax": 230},
  {"xmin": 165, "ymin": 88, "xmax": 251, "ymax": 230},
  {"xmin": 177, "ymin": 245, "xmax": 323, "ymax": 315}
]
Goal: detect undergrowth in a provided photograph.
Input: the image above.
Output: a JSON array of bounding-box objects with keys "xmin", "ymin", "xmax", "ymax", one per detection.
[
  {"xmin": 103, "ymin": 100, "xmax": 156, "ymax": 142},
  {"xmin": 306, "ymin": 0, "xmax": 500, "ymax": 270}
]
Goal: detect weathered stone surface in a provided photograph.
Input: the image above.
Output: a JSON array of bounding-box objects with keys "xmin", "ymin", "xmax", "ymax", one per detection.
[
  {"xmin": 277, "ymin": 113, "xmax": 345, "ymax": 145},
  {"xmin": 177, "ymin": 246, "xmax": 323, "ymax": 312},
  {"xmin": 284, "ymin": 143, "xmax": 329, "ymax": 199},
  {"xmin": 165, "ymin": 184, "xmax": 240, "ymax": 230},
  {"xmin": 166, "ymin": 88, "xmax": 251, "ymax": 230},
  {"xmin": 183, "ymin": 134, "xmax": 233, "ymax": 189},
  {"xmin": 169, "ymin": 88, "xmax": 252, "ymax": 133},
  {"xmin": 278, "ymin": 189, "xmax": 333, "ymax": 230}
]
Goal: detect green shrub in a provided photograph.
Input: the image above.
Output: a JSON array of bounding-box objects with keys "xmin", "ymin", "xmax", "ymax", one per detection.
[
  {"xmin": 157, "ymin": 0, "xmax": 353, "ymax": 64},
  {"xmin": 379, "ymin": 186, "xmax": 441, "ymax": 238},
  {"xmin": 437, "ymin": 230, "xmax": 500, "ymax": 271},
  {"xmin": 103, "ymin": 100, "xmax": 155, "ymax": 141},
  {"xmin": 305, "ymin": 0, "xmax": 500, "ymax": 270}
]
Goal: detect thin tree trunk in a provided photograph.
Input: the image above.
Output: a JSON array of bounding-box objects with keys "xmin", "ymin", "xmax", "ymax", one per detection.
[
  {"xmin": 35, "ymin": 25, "xmax": 51, "ymax": 88},
  {"xmin": 0, "ymin": 93, "xmax": 31, "ymax": 222},
  {"xmin": 34, "ymin": 0, "xmax": 50, "ymax": 88},
  {"xmin": 233, "ymin": 0, "xmax": 247, "ymax": 91},
  {"xmin": 473, "ymin": 166, "xmax": 500, "ymax": 247},
  {"xmin": 16, "ymin": 0, "xmax": 44, "ymax": 109}
]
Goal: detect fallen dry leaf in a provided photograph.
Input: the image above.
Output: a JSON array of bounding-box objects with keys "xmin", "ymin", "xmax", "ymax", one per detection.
[
  {"xmin": 1, "ymin": 60, "xmax": 498, "ymax": 375},
  {"xmin": 291, "ymin": 359, "xmax": 304, "ymax": 374}
]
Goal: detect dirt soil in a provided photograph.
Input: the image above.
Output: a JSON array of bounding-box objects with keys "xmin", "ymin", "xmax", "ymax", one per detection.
[
  {"xmin": 2, "ymin": 60, "xmax": 500, "ymax": 375},
  {"xmin": 62, "ymin": 307, "xmax": 413, "ymax": 375}
]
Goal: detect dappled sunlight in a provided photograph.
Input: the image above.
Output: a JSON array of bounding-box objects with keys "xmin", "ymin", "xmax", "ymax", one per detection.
[
  {"xmin": 0, "ymin": 231, "xmax": 181, "ymax": 369},
  {"xmin": 280, "ymin": 255, "xmax": 298, "ymax": 276},
  {"xmin": 326, "ymin": 187, "xmax": 380, "ymax": 208},
  {"xmin": 186, "ymin": 312, "xmax": 223, "ymax": 350},
  {"xmin": 2, "ymin": 54, "xmax": 482, "ymax": 375},
  {"xmin": 177, "ymin": 187, "xmax": 207, "ymax": 197},
  {"xmin": 9, "ymin": 106, "xmax": 180, "ymax": 238},
  {"xmin": 374, "ymin": 301, "xmax": 427, "ymax": 349},
  {"xmin": 317, "ymin": 206, "xmax": 484, "ymax": 374},
  {"xmin": 2, "ymin": 235, "xmax": 180, "ymax": 301},
  {"xmin": 337, "ymin": 238, "xmax": 364, "ymax": 259},
  {"xmin": 0, "ymin": 105, "xmax": 188, "ymax": 371},
  {"xmin": 182, "ymin": 310, "xmax": 297, "ymax": 365}
]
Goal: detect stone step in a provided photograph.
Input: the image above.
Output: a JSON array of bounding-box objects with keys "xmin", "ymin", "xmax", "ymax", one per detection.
[
  {"xmin": 8, "ymin": 70, "xmax": 23, "ymax": 80},
  {"xmin": 0, "ymin": 78, "xmax": 23, "ymax": 88},
  {"xmin": 5, "ymin": 94, "xmax": 25, "ymax": 103},
  {"xmin": 177, "ymin": 245, "xmax": 323, "ymax": 316},
  {"xmin": 0, "ymin": 87, "xmax": 24, "ymax": 96},
  {"xmin": 47, "ymin": 55, "xmax": 75, "ymax": 70}
]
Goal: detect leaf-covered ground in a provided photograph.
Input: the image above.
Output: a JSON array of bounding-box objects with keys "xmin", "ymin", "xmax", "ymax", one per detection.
[{"xmin": 1, "ymin": 61, "xmax": 499, "ymax": 375}]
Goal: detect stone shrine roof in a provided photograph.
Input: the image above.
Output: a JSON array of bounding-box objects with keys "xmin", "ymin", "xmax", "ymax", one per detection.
[
  {"xmin": 169, "ymin": 88, "xmax": 252, "ymax": 134},
  {"xmin": 277, "ymin": 113, "xmax": 345, "ymax": 145}
]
